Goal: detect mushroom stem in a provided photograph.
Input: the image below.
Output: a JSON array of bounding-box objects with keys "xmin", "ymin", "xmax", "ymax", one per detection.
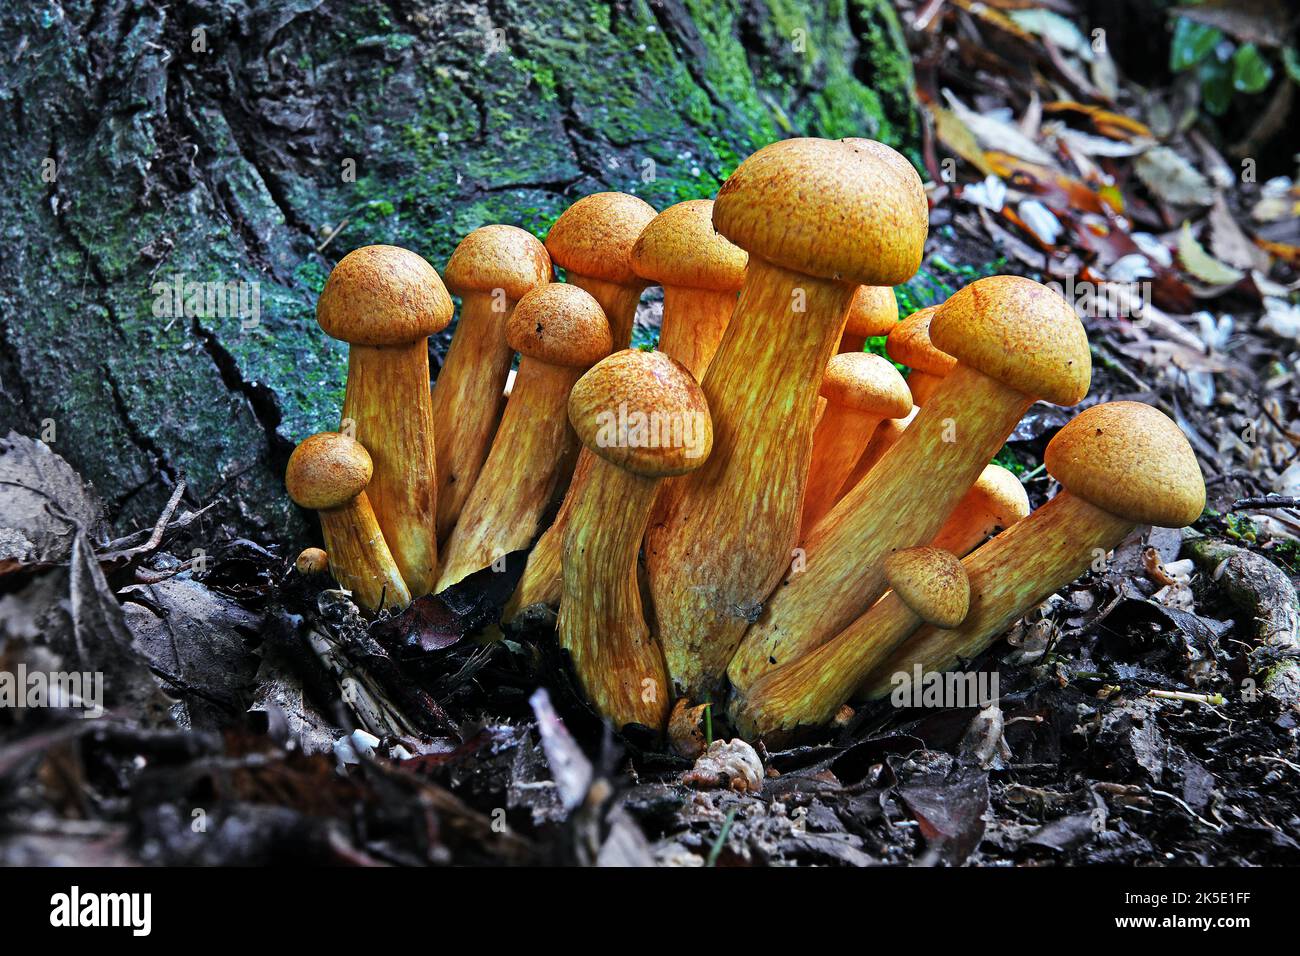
[
  {"xmin": 341, "ymin": 341, "xmax": 439, "ymax": 595},
  {"xmin": 558, "ymin": 458, "xmax": 669, "ymax": 730},
  {"xmin": 801, "ymin": 405, "xmax": 885, "ymax": 535},
  {"xmin": 431, "ymin": 292, "xmax": 514, "ymax": 540},
  {"xmin": 858, "ymin": 491, "xmax": 1129, "ymax": 699},
  {"xmin": 647, "ymin": 257, "xmax": 856, "ymax": 699},
  {"xmin": 729, "ymin": 363, "xmax": 1032, "ymax": 691},
  {"xmin": 658, "ymin": 287, "xmax": 737, "ymax": 379},
  {"xmin": 731, "ymin": 588, "xmax": 917, "ymax": 740},
  {"xmin": 502, "ymin": 279, "xmax": 647, "ymax": 621},
  {"xmin": 319, "ymin": 496, "xmax": 413, "ymax": 613},
  {"xmin": 435, "ymin": 357, "xmax": 583, "ymax": 590},
  {"xmin": 906, "ymin": 370, "xmax": 944, "ymax": 406},
  {"xmin": 566, "ymin": 275, "xmax": 645, "ymax": 350}
]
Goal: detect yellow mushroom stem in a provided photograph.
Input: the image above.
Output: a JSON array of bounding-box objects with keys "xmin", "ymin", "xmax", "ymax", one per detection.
[
  {"xmin": 646, "ymin": 257, "xmax": 855, "ymax": 698},
  {"xmin": 558, "ymin": 456, "xmax": 671, "ymax": 731},
  {"xmin": 435, "ymin": 357, "xmax": 583, "ymax": 591},
  {"xmin": 731, "ymin": 586, "xmax": 919, "ymax": 741},
  {"xmin": 318, "ymin": 493, "xmax": 412, "ymax": 613},
  {"xmin": 857, "ymin": 491, "xmax": 1131, "ymax": 699},
  {"xmin": 729, "ymin": 363, "xmax": 1032, "ymax": 692},
  {"xmin": 657, "ymin": 287, "xmax": 737, "ymax": 379},
  {"xmin": 431, "ymin": 292, "xmax": 516, "ymax": 541},
  {"xmin": 341, "ymin": 342, "xmax": 438, "ymax": 596}
]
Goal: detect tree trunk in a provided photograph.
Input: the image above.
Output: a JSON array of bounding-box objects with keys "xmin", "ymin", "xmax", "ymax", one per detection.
[{"xmin": 0, "ymin": 0, "xmax": 917, "ymax": 539}]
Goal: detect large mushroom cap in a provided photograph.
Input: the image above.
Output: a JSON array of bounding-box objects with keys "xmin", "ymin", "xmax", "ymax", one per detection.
[
  {"xmin": 317, "ymin": 245, "xmax": 453, "ymax": 346},
  {"xmin": 884, "ymin": 547, "xmax": 970, "ymax": 629},
  {"xmin": 820, "ymin": 353, "xmax": 913, "ymax": 419},
  {"xmin": 506, "ymin": 283, "xmax": 613, "ymax": 368},
  {"xmin": 444, "ymin": 225, "xmax": 553, "ymax": 301},
  {"xmin": 843, "ymin": 286, "xmax": 899, "ymax": 339},
  {"xmin": 887, "ymin": 305, "xmax": 957, "ymax": 377},
  {"xmin": 929, "ymin": 275, "xmax": 1090, "ymax": 406},
  {"xmin": 545, "ymin": 192, "xmax": 657, "ymax": 286},
  {"xmin": 286, "ymin": 432, "xmax": 373, "ymax": 511},
  {"xmin": 713, "ymin": 138, "xmax": 927, "ymax": 287},
  {"xmin": 569, "ymin": 349, "xmax": 713, "ymax": 478},
  {"xmin": 1045, "ymin": 401, "xmax": 1206, "ymax": 527},
  {"xmin": 631, "ymin": 199, "xmax": 747, "ymax": 292}
]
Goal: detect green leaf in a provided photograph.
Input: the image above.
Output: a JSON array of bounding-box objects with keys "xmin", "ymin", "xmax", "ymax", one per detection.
[
  {"xmin": 1282, "ymin": 47, "xmax": 1300, "ymax": 85},
  {"xmin": 1198, "ymin": 58, "xmax": 1233, "ymax": 116},
  {"xmin": 1232, "ymin": 43, "xmax": 1274, "ymax": 93},
  {"xmin": 1170, "ymin": 17, "xmax": 1223, "ymax": 72}
]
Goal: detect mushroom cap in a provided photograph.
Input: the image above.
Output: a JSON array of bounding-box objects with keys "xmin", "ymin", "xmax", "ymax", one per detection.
[
  {"xmin": 630, "ymin": 199, "xmax": 748, "ymax": 292},
  {"xmin": 317, "ymin": 245, "xmax": 453, "ymax": 346},
  {"xmin": 962, "ymin": 464, "xmax": 1031, "ymax": 529},
  {"xmin": 929, "ymin": 275, "xmax": 1090, "ymax": 406},
  {"xmin": 820, "ymin": 352, "xmax": 913, "ymax": 418},
  {"xmin": 887, "ymin": 306, "xmax": 957, "ymax": 377},
  {"xmin": 712, "ymin": 138, "xmax": 927, "ymax": 287},
  {"xmin": 545, "ymin": 192, "xmax": 657, "ymax": 286},
  {"xmin": 506, "ymin": 283, "xmax": 613, "ymax": 368},
  {"xmin": 568, "ymin": 349, "xmax": 713, "ymax": 478},
  {"xmin": 884, "ymin": 547, "xmax": 970, "ymax": 629},
  {"xmin": 843, "ymin": 286, "xmax": 899, "ymax": 338},
  {"xmin": 1045, "ymin": 401, "xmax": 1206, "ymax": 527},
  {"xmin": 285, "ymin": 432, "xmax": 373, "ymax": 511},
  {"xmin": 444, "ymin": 225, "xmax": 553, "ymax": 301}
]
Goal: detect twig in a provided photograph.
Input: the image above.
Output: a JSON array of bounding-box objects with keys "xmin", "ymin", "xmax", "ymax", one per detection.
[
  {"xmin": 1147, "ymin": 689, "xmax": 1225, "ymax": 706},
  {"xmin": 1233, "ymin": 495, "xmax": 1300, "ymax": 511},
  {"xmin": 1148, "ymin": 788, "xmax": 1223, "ymax": 832}
]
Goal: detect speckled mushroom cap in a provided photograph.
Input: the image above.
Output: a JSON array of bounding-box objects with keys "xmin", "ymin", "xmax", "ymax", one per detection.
[
  {"xmin": 285, "ymin": 432, "xmax": 373, "ymax": 511},
  {"xmin": 1045, "ymin": 401, "xmax": 1206, "ymax": 527},
  {"xmin": 444, "ymin": 225, "xmax": 553, "ymax": 301},
  {"xmin": 317, "ymin": 245, "xmax": 453, "ymax": 346},
  {"xmin": 884, "ymin": 547, "xmax": 970, "ymax": 629},
  {"xmin": 820, "ymin": 353, "xmax": 913, "ymax": 419},
  {"xmin": 961, "ymin": 464, "xmax": 1031, "ymax": 529},
  {"xmin": 545, "ymin": 192, "xmax": 657, "ymax": 286},
  {"xmin": 713, "ymin": 138, "xmax": 927, "ymax": 287},
  {"xmin": 887, "ymin": 306, "xmax": 957, "ymax": 377},
  {"xmin": 506, "ymin": 283, "xmax": 613, "ymax": 368},
  {"xmin": 929, "ymin": 275, "xmax": 1090, "ymax": 406},
  {"xmin": 569, "ymin": 349, "xmax": 713, "ymax": 479},
  {"xmin": 843, "ymin": 286, "xmax": 899, "ymax": 338},
  {"xmin": 630, "ymin": 200, "xmax": 748, "ymax": 292}
]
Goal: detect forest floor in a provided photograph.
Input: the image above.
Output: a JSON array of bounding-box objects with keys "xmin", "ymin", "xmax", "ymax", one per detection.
[{"xmin": 2, "ymin": 1, "xmax": 1299, "ymax": 865}]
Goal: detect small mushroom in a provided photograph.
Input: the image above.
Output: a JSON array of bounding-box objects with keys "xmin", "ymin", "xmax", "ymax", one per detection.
[
  {"xmin": 317, "ymin": 246, "xmax": 453, "ymax": 597},
  {"xmin": 801, "ymin": 352, "xmax": 912, "ymax": 535},
  {"xmin": 732, "ymin": 275, "xmax": 1089, "ymax": 694},
  {"xmin": 731, "ymin": 547, "xmax": 969, "ymax": 741},
  {"xmin": 930, "ymin": 463, "xmax": 1030, "ymax": 557},
  {"xmin": 858, "ymin": 402, "xmax": 1206, "ymax": 699},
  {"xmin": 838, "ymin": 285, "xmax": 899, "ymax": 354},
  {"xmin": 436, "ymin": 284, "xmax": 611, "ymax": 591},
  {"xmin": 294, "ymin": 547, "xmax": 328, "ymax": 576},
  {"xmin": 285, "ymin": 432, "xmax": 411, "ymax": 613},
  {"xmin": 558, "ymin": 349, "xmax": 712, "ymax": 732},
  {"xmin": 631, "ymin": 199, "xmax": 746, "ymax": 378},
  {"xmin": 886, "ymin": 305, "xmax": 955, "ymax": 406},
  {"xmin": 433, "ymin": 225, "xmax": 552, "ymax": 540}
]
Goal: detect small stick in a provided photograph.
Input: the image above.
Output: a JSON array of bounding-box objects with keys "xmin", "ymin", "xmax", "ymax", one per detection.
[
  {"xmin": 1146, "ymin": 689, "xmax": 1225, "ymax": 706},
  {"xmin": 1233, "ymin": 495, "xmax": 1300, "ymax": 511}
]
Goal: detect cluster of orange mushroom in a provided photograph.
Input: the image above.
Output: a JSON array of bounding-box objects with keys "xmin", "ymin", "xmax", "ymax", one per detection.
[{"xmin": 285, "ymin": 137, "xmax": 1207, "ymax": 747}]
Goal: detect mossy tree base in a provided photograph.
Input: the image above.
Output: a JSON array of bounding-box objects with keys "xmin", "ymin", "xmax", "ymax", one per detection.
[{"xmin": 0, "ymin": 0, "xmax": 916, "ymax": 536}]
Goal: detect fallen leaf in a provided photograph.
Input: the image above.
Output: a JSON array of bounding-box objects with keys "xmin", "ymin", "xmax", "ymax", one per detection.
[
  {"xmin": 1178, "ymin": 221, "xmax": 1245, "ymax": 285},
  {"xmin": 1135, "ymin": 147, "xmax": 1216, "ymax": 207}
]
